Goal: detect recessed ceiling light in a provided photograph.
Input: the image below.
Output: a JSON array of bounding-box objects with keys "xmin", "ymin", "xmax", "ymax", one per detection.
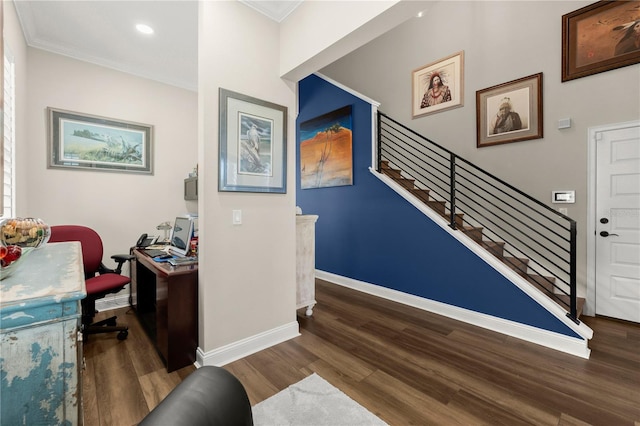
[{"xmin": 136, "ymin": 24, "xmax": 154, "ymax": 35}]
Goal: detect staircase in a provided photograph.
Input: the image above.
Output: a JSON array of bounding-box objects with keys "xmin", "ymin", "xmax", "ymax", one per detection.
[{"xmin": 376, "ymin": 112, "xmax": 584, "ymax": 322}]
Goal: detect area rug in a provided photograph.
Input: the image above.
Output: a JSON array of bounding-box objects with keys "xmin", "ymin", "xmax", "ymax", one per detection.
[{"xmin": 252, "ymin": 373, "xmax": 388, "ymax": 426}]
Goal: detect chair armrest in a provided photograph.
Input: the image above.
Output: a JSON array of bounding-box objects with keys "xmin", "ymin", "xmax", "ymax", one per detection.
[
  {"xmin": 112, "ymin": 254, "xmax": 135, "ymax": 263},
  {"xmin": 98, "ymin": 254, "xmax": 135, "ymax": 275}
]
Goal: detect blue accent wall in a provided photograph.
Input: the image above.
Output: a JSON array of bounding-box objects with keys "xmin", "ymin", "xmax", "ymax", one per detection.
[{"xmin": 296, "ymin": 74, "xmax": 580, "ymax": 339}]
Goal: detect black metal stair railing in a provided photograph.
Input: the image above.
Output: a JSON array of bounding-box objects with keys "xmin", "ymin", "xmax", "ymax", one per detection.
[{"xmin": 377, "ymin": 112, "xmax": 579, "ymax": 323}]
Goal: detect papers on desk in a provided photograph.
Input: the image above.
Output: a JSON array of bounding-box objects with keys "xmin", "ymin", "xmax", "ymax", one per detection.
[
  {"xmin": 146, "ymin": 244, "xmax": 168, "ymax": 250},
  {"xmin": 152, "ymin": 255, "xmax": 174, "ymax": 263},
  {"xmin": 168, "ymin": 257, "xmax": 198, "ymax": 266}
]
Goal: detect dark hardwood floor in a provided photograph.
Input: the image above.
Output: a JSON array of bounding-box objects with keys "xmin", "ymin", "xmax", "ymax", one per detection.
[{"xmin": 83, "ymin": 279, "xmax": 640, "ymax": 426}]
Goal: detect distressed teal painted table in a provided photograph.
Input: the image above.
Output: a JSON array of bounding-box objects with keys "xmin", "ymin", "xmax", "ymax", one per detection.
[{"xmin": 1, "ymin": 241, "xmax": 86, "ymax": 425}]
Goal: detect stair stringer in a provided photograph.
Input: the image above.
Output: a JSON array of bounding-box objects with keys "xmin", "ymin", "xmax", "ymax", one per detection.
[{"xmin": 370, "ymin": 167, "xmax": 593, "ymax": 346}]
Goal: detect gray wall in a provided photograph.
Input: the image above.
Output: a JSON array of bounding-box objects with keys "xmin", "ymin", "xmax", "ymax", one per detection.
[{"xmin": 320, "ymin": 0, "xmax": 640, "ymax": 297}]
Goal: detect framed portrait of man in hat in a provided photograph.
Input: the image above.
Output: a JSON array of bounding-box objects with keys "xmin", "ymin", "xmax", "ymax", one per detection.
[{"xmin": 476, "ymin": 73, "xmax": 543, "ymax": 148}]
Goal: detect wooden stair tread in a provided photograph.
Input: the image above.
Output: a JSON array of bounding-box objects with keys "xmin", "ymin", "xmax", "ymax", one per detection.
[
  {"xmin": 427, "ymin": 200, "xmax": 446, "ymax": 214},
  {"xmin": 526, "ymin": 274, "xmax": 556, "ymax": 294},
  {"xmin": 381, "ymin": 167, "xmax": 403, "ymax": 179},
  {"xmin": 555, "ymin": 295, "xmax": 585, "ymax": 318},
  {"xmin": 396, "ymin": 178, "xmax": 416, "ymax": 190},
  {"xmin": 411, "ymin": 189, "xmax": 430, "ymax": 202},
  {"xmin": 446, "ymin": 213, "xmax": 465, "ymax": 228},
  {"xmin": 462, "ymin": 226, "xmax": 483, "ymax": 242},
  {"xmin": 503, "ymin": 256, "xmax": 529, "ymax": 275},
  {"xmin": 481, "ymin": 241, "xmax": 505, "ymax": 258}
]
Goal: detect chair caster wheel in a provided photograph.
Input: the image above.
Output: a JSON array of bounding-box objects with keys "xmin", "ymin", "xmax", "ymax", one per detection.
[{"xmin": 117, "ymin": 330, "xmax": 128, "ymax": 341}]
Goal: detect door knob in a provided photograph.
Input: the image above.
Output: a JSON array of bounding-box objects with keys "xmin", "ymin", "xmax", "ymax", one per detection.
[
  {"xmin": 600, "ymin": 231, "xmax": 619, "ymax": 237},
  {"xmin": 600, "ymin": 218, "xmax": 609, "ymax": 224}
]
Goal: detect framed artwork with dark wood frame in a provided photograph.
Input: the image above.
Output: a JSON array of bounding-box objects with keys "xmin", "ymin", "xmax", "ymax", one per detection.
[
  {"xmin": 562, "ymin": 1, "xmax": 640, "ymax": 82},
  {"xmin": 476, "ymin": 73, "xmax": 543, "ymax": 148}
]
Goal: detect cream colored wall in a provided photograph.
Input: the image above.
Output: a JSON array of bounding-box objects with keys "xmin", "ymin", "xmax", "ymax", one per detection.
[
  {"xmin": 24, "ymin": 48, "xmax": 197, "ymax": 267},
  {"xmin": 280, "ymin": 0, "xmax": 396, "ymax": 68},
  {"xmin": 280, "ymin": 0, "xmax": 410, "ymax": 80},
  {"xmin": 197, "ymin": 1, "xmax": 297, "ymax": 352},
  {"xmin": 320, "ymin": 0, "xmax": 640, "ymax": 298}
]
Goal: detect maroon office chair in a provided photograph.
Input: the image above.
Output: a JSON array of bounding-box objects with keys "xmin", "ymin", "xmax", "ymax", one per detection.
[{"xmin": 49, "ymin": 225, "xmax": 132, "ymax": 340}]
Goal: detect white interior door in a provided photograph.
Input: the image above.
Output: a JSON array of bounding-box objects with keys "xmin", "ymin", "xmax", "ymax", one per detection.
[{"xmin": 595, "ymin": 125, "xmax": 640, "ymax": 323}]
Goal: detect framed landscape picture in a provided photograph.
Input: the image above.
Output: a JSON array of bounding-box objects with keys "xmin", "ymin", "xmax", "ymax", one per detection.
[
  {"xmin": 412, "ymin": 51, "xmax": 464, "ymax": 118},
  {"xmin": 476, "ymin": 73, "xmax": 543, "ymax": 148},
  {"xmin": 218, "ymin": 88, "xmax": 287, "ymax": 193},
  {"xmin": 562, "ymin": 1, "xmax": 640, "ymax": 81},
  {"xmin": 48, "ymin": 108, "xmax": 153, "ymax": 174}
]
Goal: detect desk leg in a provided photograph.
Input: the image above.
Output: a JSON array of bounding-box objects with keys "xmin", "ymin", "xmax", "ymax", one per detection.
[
  {"xmin": 133, "ymin": 260, "xmax": 157, "ymax": 341},
  {"xmin": 156, "ymin": 275, "xmax": 169, "ymax": 366}
]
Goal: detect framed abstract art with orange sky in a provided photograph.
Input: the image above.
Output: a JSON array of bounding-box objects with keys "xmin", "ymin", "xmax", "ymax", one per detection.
[{"xmin": 300, "ymin": 106, "xmax": 353, "ymax": 190}]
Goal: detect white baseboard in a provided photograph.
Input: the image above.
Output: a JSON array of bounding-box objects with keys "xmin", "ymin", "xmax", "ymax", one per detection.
[
  {"xmin": 94, "ymin": 288, "xmax": 300, "ymax": 368},
  {"xmin": 95, "ymin": 292, "xmax": 130, "ymax": 311},
  {"xmin": 94, "ymin": 271, "xmax": 590, "ymax": 360},
  {"xmin": 195, "ymin": 321, "xmax": 300, "ymax": 367},
  {"xmin": 316, "ymin": 270, "xmax": 591, "ymax": 359}
]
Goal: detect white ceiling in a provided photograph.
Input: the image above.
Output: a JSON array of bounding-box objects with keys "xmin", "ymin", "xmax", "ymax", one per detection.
[{"xmin": 13, "ymin": 1, "xmax": 303, "ymax": 92}]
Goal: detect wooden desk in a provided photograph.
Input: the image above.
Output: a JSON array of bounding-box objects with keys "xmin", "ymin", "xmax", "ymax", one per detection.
[{"xmin": 131, "ymin": 249, "xmax": 198, "ymax": 372}]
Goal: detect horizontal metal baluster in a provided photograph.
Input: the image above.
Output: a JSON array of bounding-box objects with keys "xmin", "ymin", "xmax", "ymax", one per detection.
[{"xmin": 376, "ymin": 112, "xmax": 578, "ymax": 323}]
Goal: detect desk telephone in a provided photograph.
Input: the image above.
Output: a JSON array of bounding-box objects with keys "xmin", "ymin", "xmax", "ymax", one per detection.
[{"xmin": 136, "ymin": 233, "xmax": 159, "ymax": 248}]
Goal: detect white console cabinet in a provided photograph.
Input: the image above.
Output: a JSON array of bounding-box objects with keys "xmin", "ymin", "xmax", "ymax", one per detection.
[{"xmin": 296, "ymin": 214, "xmax": 318, "ymax": 316}]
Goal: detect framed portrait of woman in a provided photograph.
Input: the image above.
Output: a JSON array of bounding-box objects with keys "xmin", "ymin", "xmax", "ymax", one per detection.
[{"xmin": 412, "ymin": 51, "xmax": 464, "ymax": 118}]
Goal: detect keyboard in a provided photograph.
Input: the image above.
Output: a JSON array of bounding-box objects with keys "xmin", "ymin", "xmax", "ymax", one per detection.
[{"xmin": 144, "ymin": 249, "xmax": 168, "ymax": 258}]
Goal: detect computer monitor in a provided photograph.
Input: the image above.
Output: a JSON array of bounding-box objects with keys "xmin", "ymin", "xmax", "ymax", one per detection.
[{"xmin": 169, "ymin": 216, "xmax": 194, "ymax": 257}]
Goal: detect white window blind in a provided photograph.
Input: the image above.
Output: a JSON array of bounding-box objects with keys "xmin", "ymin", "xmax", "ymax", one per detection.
[{"xmin": 2, "ymin": 48, "xmax": 15, "ymax": 219}]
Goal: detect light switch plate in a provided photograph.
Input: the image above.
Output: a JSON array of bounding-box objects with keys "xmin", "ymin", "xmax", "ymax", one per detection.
[{"xmin": 232, "ymin": 210, "xmax": 242, "ymax": 225}]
